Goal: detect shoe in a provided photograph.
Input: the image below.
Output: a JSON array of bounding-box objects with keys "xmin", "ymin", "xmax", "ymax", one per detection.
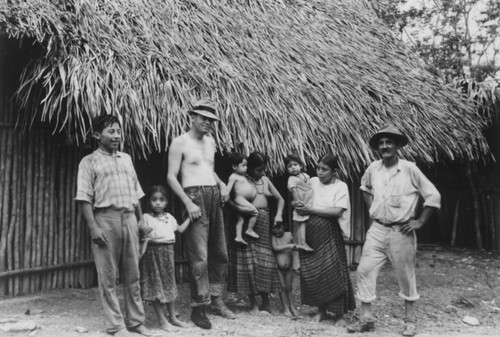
[
  {"xmin": 128, "ymin": 324, "xmax": 152, "ymax": 336},
  {"xmin": 402, "ymin": 321, "xmax": 417, "ymax": 336},
  {"xmin": 347, "ymin": 320, "xmax": 375, "ymax": 333},
  {"xmin": 209, "ymin": 302, "xmax": 236, "ymax": 319},
  {"xmin": 191, "ymin": 307, "xmax": 212, "ymax": 329}
]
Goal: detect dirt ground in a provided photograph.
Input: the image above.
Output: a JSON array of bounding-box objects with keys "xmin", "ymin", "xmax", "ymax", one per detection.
[{"xmin": 1, "ymin": 246, "xmax": 500, "ymax": 337}]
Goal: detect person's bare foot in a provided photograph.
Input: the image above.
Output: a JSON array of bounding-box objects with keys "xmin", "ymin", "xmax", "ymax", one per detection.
[
  {"xmin": 283, "ymin": 309, "xmax": 293, "ymax": 317},
  {"xmin": 235, "ymin": 237, "xmax": 248, "ymax": 245},
  {"xmin": 312, "ymin": 310, "xmax": 326, "ymax": 322},
  {"xmin": 245, "ymin": 229, "xmax": 260, "ymax": 239},
  {"xmin": 169, "ymin": 317, "xmax": 188, "ymax": 328},
  {"xmin": 260, "ymin": 303, "xmax": 276, "ymax": 315},
  {"xmin": 249, "ymin": 304, "xmax": 259, "ymax": 315},
  {"xmin": 159, "ymin": 321, "xmax": 173, "ymax": 332},
  {"xmin": 290, "ymin": 306, "xmax": 299, "ymax": 317}
]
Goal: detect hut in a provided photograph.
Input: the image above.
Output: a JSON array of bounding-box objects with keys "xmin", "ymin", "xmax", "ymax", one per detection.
[{"xmin": 0, "ymin": 0, "xmax": 494, "ymax": 297}]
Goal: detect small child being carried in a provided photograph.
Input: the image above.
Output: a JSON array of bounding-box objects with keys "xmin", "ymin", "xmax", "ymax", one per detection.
[
  {"xmin": 285, "ymin": 154, "xmax": 314, "ymax": 252},
  {"xmin": 227, "ymin": 152, "xmax": 259, "ymax": 245},
  {"xmin": 139, "ymin": 185, "xmax": 189, "ymax": 332}
]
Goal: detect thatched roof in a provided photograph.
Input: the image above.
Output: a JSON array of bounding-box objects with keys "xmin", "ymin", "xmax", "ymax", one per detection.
[{"xmin": 0, "ymin": 0, "xmax": 491, "ymax": 175}]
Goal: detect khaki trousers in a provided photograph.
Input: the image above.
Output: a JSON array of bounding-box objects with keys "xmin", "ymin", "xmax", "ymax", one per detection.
[{"xmin": 93, "ymin": 208, "xmax": 145, "ymax": 334}]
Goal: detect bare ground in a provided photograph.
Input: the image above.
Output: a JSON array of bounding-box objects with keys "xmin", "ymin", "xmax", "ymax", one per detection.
[{"xmin": 1, "ymin": 246, "xmax": 500, "ymax": 337}]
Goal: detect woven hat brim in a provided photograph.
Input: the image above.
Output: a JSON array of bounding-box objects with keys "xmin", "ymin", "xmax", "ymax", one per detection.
[
  {"xmin": 189, "ymin": 109, "xmax": 220, "ymax": 121},
  {"xmin": 369, "ymin": 132, "xmax": 408, "ymax": 149}
]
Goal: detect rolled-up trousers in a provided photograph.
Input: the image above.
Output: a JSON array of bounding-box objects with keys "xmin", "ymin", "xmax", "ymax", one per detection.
[
  {"xmin": 356, "ymin": 221, "xmax": 420, "ymax": 303},
  {"xmin": 183, "ymin": 185, "xmax": 228, "ymax": 307}
]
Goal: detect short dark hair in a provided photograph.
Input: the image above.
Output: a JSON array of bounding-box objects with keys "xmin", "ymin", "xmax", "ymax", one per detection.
[
  {"xmin": 229, "ymin": 152, "xmax": 247, "ymax": 166},
  {"xmin": 318, "ymin": 153, "xmax": 339, "ymax": 171},
  {"xmin": 247, "ymin": 152, "xmax": 267, "ymax": 173},
  {"xmin": 284, "ymin": 154, "xmax": 304, "ymax": 167},
  {"xmin": 92, "ymin": 114, "xmax": 121, "ymax": 133}
]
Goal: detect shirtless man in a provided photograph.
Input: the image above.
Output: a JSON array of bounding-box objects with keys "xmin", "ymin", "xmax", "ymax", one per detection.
[{"xmin": 167, "ymin": 98, "xmax": 235, "ymax": 330}]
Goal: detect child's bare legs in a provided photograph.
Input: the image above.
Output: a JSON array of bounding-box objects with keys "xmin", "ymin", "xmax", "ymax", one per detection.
[
  {"xmin": 276, "ymin": 253, "xmax": 295, "ymax": 316},
  {"xmin": 277, "ymin": 270, "xmax": 292, "ymax": 316},
  {"xmin": 297, "ymin": 221, "xmax": 313, "ymax": 251},
  {"xmin": 292, "ymin": 222, "xmax": 301, "ymax": 271},
  {"xmin": 235, "ymin": 214, "xmax": 248, "ymax": 245},
  {"xmin": 249, "ymin": 295, "xmax": 259, "ymax": 315},
  {"xmin": 153, "ymin": 301, "xmax": 173, "ymax": 331},
  {"xmin": 245, "ymin": 214, "xmax": 259, "ymax": 239},
  {"xmin": 285, "ymin": 268, "xmax": 299, "ymax": 316},
  {"xmin": 167, "ymin": 301, "xmax": 187, "ymax": 328}
]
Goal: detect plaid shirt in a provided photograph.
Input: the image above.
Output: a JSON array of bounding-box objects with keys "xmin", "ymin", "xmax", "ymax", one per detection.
[
  {"xmin": 360, "ymin": 159, "xmax": 441, "ymax": 224},
  {"xmin": 75, "ymin": 149, "xmax": 144, "ymax": 210}
]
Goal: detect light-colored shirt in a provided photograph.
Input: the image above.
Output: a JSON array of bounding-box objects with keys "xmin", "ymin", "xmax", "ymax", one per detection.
[
  {"xmin": 143, "ymin": 213, "xmax": 179, "ymax": 244},
  {"xmin": 310, "ymin": 177, "xmax": 351, "ymax": 239},
  {"xmin": 75, "ymin": 149, "xmax": 144, "ymax": 210},
  {"xmin": 360, "ymin": 159, "xmax": 441, "ymax": 224},
  {"xmin": 288, "ymin": 173, "xmax": 314, "ymax": 222}
]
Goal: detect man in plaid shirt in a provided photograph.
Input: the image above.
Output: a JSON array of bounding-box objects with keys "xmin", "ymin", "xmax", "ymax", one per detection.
[{"xmin": 76, "ymin": 115, "xmax": 151, "ymax": 337}]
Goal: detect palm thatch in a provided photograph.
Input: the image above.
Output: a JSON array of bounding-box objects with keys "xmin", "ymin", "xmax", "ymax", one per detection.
[{"xmin": 0, "ymin": 0, "xmax": 491, "ymax": 176}]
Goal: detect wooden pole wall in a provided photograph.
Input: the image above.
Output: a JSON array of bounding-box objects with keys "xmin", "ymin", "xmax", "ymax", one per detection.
[{"xmin": 0, "ymin": 33, "xmax": 95, "ymax": 296}]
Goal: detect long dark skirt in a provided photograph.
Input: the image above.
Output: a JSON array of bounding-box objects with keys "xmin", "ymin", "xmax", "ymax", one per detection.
[
  {"xmin": 139, "ymin": 243, "xmax": 177, "ymax": 303},
  {"xmin": 228, "ymin": 209, "xmax": 281, "ymax": 295},
  {"xmin": 299, "ymin": 215, "xmax": 355, "ymax": 315}
]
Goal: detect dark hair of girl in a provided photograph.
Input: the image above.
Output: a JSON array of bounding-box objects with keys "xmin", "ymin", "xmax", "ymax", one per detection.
[
  {"xmin": 247, "ymin": 152, "xmax": 267, "ymax": 173},
  {"xmin": 145, "ymin": 185, "xmax": 168, "ymax": 212},
  {"xmin": 284, "ymin": 154, "xmax": 304, "ymax": 168},
  {"xmin": 229, "ymin": 152, "xmax": 247, "ymax": 166},
  {"xmin": 318, "ymin": 153, "xmax": 339, "ymax": 171},
  {"xmin": 92, "ymin": 114, "xmax": 121, "ymax": 133}
]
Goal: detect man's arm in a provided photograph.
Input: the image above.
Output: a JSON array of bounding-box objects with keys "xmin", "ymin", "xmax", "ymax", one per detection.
[
  {"xmin": 214, "ymin": 172, "xmax": 229, "ymax": 203},
  {"xmin": 134, "ymin": 199, "xmax": 144, "ymax": 222},
  {"xmin": 400, "ymin": 206, "xmax": 437, "ymax": 234},
  {"xmin": 79, "ymin": 201, "xmax": 108, "ymax": 247},
  {"xmin": 361, "ymin": 190, "xmax": 373, "ymax": 209},
  {"xmin": 401, "ymin": 165, "xmax": 441, "ymax": 234},
  {"xmin": 360, "ymin": 164, "xmax": 374, "ymax": 209},
  {"xmin": 167, "ymin": 137, "xmax": 202, "ymax": 220}
]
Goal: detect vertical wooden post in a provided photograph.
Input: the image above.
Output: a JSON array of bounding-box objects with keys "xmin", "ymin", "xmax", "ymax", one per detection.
[
  {"xmin": 451, "ymin": 198, "xmax": 460, "ymax": 246},
  {"xmin": 466, "ymin": 162, "xmax": 482, "ymax": 250}
]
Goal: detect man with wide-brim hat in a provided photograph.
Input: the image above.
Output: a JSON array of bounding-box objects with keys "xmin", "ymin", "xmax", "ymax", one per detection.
[
  {"xmin": 187, "ymin": 98, "xmax": 220, "ymax": 121},
  {"xmin": 167, "ymin": 98, "xmax": 235, "ymax": 330},
  {"xmin": 347, "ymin": 124, "xmax": 441, "ymax": 337}
]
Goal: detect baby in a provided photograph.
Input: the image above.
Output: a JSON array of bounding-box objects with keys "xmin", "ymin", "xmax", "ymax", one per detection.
[{"xmin": 227, "ymin": 152, "xmax": 259, "ymax": 245}]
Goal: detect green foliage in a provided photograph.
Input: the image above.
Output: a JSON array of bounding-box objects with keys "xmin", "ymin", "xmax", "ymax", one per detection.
[{"xmin": 374, "ymin": 0, "xmax": 500, "ymax": 82}]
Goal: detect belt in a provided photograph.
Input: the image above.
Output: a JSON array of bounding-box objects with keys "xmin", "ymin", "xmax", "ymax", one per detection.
[
  {"xmin": 378, "ymin": 220, "xmax": 409, "ymax": 227},
  {"xmin": 94, "ymin": 207, "xmax": 134, "ymax": 214}
]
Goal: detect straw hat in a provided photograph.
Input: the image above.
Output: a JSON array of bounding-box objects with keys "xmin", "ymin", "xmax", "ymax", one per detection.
[
  {"xmin": 369, "ymin": 124, "xmax": 408, "ymax": 149},
  {"xmin": 188, "ymin": 98, "xmax": 219, "ymax": 121}
]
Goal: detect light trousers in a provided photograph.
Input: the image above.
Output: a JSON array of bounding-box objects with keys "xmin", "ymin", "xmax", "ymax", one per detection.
[
  {"xmin": 93, "ymin": 208, "xmax": 145, "ymax": 334},
  {"xmin": 356, "ymin": 221, "xmax": 420, "ymax": 303}
]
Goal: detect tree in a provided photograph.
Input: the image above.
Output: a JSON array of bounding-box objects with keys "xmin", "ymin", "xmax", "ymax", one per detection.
[{"xmin": 373, "ymin": 0, "xmax": 500, "ymax": 82}]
